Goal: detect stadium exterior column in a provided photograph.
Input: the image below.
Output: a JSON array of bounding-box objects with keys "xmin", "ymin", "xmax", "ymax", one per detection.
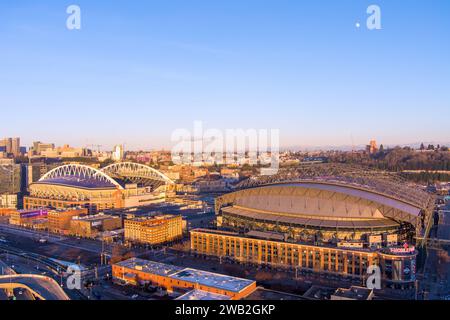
[
  {"xmin": 257, "ymin": 241, "xmax": 262, "ymax": 264},
  {"xmin": 320, "ymin": 249, "xmax": 325, "ymax": 270},
  {"xmin": 291, "ymin": 246, "xmax": 295, "ymax": 265},
  {"xmin": 352, "ymin": 253, "xmax": 356, "ymax": 274},
  {"xmin": 344, "ymin": 254, "xmax": 348, "ymax": 274},
  {"xmin": 299, "ymin": 249, "xmax": 303, "ymax": 267},
  {"xmin": 328, "ymin": 249, "xmax": 332, "ymax": 269},
  {"xmin": 240, "ymin": 239, "xmax": 243, "ymax": 259}
]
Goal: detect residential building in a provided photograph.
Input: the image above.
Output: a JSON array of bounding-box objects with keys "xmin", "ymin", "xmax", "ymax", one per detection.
[{"xmin": 124, "ymin": 215, "xmax": 183, "ymax": 245}]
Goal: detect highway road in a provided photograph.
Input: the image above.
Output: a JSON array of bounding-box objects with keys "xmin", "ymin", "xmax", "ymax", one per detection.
[
  {"xmin": 0, "ymin": 274, "xmax": 70, "ymax": 300},
  {"xmin": 0, "ymin": 259, "xmax": 14, "ymax": 275},
  {"xmin": 0, "ymin": 223, "xmax": 111, "ymax": 266},
  {"xmin": 0, "ymin": 223, "xmax": 66, "ymax": 242}
]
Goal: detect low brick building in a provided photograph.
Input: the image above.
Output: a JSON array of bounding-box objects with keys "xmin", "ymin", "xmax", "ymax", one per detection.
[
  {"xmin": 69, "ymin": 214, "xmax": 122, "ymax": 238},
  {"xmin": 112, "ymin": 258, "xmax": 256, "ymax": 300}
]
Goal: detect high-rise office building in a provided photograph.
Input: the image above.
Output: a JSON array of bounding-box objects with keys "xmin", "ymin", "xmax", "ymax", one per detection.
[
  {"xmin": 0, "ymin": 163, "xmax": 22, "ymax": 194},
  {"xmin": 366, "ymin": 140, "xmax": 378, "ymax": 154},
  {"xmin": 112, "ymin": 144, "xmax": 124, "ymax": 161},
  {"xmin": 0, "ymin": 137, "xmax": 21, "ymax": 157},
  {"xmin": 31, "ymin": 141, "xmax": 55, "ymax": 156},
  {"xmin": 26, "ymin": 162, "xmax": 59, "ymax": 189},
  {"xmin": 11, "ymin": 137, "xmax": 20, "ymax": 156}
]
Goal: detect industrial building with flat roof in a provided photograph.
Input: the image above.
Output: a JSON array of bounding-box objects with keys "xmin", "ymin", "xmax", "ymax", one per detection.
[
  {"xmin": 112, "ymin": 258, "xmax": 257, "ymax": 300},
  {"xmin": 176, "ymin": 290, "xmax": 231, "ymax": 301},
  {"xmin": 331, "ymin": 286, "xmax": 374, "ymax": 300}
]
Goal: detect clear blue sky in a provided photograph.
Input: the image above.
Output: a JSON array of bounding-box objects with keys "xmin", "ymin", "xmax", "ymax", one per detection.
[{"xmin": 0, "ymin": 0, "xmax": 449, "ymax": 150}]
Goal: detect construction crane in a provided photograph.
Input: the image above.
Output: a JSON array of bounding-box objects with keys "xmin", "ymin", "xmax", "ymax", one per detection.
[{"xmin": 86, "ymin": 145, "xmax": 103, "ymax": 153}]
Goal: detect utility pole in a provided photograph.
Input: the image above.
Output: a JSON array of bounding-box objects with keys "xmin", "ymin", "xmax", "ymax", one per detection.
[
  {"xmin": 100, "ymin": 239, "xmax": 107, "ymax": 266},
  {"xmin": 415, "ymin": 279, "xmax": 419, "ymax": 300}
]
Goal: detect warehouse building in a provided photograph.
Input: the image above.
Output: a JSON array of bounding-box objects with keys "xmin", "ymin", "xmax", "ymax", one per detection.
[{"xmin": 112, "ymin": 258, "xmax": 256, "ymax": 300}]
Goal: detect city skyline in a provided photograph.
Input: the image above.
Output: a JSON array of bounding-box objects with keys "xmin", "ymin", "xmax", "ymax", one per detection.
[
  {"xmin": 3, "ymin": 134, "xmax": 450, "ymax": 153},
  {"xmin": 1, "ymin": 0, "xmax": 449, "ymax": 150},
  {"xmin": 4, "ymin": 136, "xmax": 450, "ymax": 153},
  {"xmin": 1, "ymin": 0, "xmax": 450, "ymax": 305}
]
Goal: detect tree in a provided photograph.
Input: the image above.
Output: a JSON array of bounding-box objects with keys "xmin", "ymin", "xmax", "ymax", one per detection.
[
  {"xmin": 110, "ymin": 245, "xmax": 135, "ymax": 264},
  {"xmin": 420, "ymin": 143, "xmax": 425, "ymax": 151}
]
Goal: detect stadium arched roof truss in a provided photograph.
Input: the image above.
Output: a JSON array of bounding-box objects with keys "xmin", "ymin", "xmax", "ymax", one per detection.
[
  {"xmin": 100, "ymin": 162, "xmax": 174, "ymax": 190},
  {"xmin": 39, "ymin": 164, "xmax": 124, "ymax": 190}
]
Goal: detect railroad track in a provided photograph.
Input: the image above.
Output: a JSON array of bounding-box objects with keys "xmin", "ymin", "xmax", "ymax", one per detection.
[{"xmin": 0, "ymin": 244, "xmax": 65, "ymax": 274}]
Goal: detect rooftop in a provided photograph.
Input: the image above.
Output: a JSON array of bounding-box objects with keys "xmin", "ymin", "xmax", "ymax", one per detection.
[
  {"xmin": 332, "ymin": 286, "xmax": 374, "ymax": 300},
  {"xmin": 191, "ymin": 228, "xmax": 239, "ymax": 237},
  {"xmin": 126, "ymin": 214, "xmax": 178, "ymax": 222},
  {"xmin": 115, "ymin": 258, "xmax": 184, "ymax": 277},
  {"xmin": 170, "ymin": 268, "xmax": 255, "ymax": 293},
  {"xmin": 72, "ymin": 214, "xmax": 118, "ymax": 222},
  {"xmin": 115, "ymin": 258, "xmax": 255, "ymax": 294},
  {"xmin": 176, "ymin": 290, "xmax": 231, "ymax": 301},
  {"xmin": 223, "ymin": 205, "xmax": 399, "ymax": 229},
  {"xmin": 243, "ymin": 288, "xmax": 305, "ymax": 301},
  {"xmin": 36, "ymin": 175, "xmax": 118, "ymax": 189},
  {"xmin": 246, "ymin": 230, "xmax": 286, "ymax": 241},
  {"xmin": 303, "ymin": 285, "xmax": 336, "ymax": 300},
  {"xmin": 237, "ymin": 164, "xmax": 434, "ymax": 210}
]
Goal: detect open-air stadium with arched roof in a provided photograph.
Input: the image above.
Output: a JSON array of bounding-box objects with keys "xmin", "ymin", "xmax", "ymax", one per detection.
[{"xmin": 23, "ymin": 163, "xmax": 175, "ymax": 213}]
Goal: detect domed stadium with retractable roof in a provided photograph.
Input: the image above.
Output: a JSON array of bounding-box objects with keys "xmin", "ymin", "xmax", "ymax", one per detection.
[
  {"xmin": 24, "ymin": 162, "xmax": 174, "ymax": 213},
  {"xmin": 215, "ymin": 165, "xmax": 435, "ymax": 245},
  {"xmin": 189, "ymin": 165, "xmax": 436, "ymax": 287}
]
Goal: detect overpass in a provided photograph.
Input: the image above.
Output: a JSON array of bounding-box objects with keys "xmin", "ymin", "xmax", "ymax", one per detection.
[{"xmin": 0, "ymin": 274, "xmax": 70, "ymax": 300}]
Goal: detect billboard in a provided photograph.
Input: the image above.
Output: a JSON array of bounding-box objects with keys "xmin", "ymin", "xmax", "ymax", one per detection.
[{"xmin": 19, "ymin": 209, "xmax": 48, "ymax": 219}]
